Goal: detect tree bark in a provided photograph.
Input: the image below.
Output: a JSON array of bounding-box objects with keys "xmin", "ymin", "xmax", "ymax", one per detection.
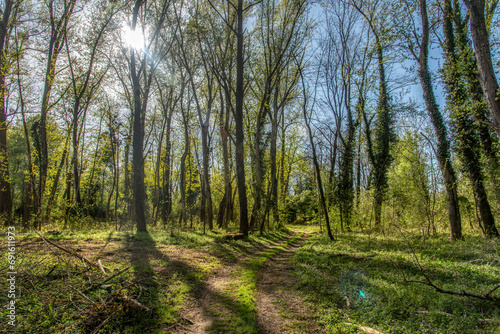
[
  {"xmin": 462, "ymin": 0, "xmax": 500, "ymax": 139},
  {"xmin": 298, "ymin": 59, "xmax": 334, "ymax": 241},
  {"xmin": 235, "ymin": 0, "xmax": 249, "ymax": 236},
  {"xmin": 444, "ymin": 0, "xmax": 498, "ymax": 237},
  {"xmin": 0, "ymin": 0, "xmax": 15, "ymax": 224},
  {"xmin": 417, "ymin": 0, "xmax": 462, "ymax": 240},
  {"xmin": 130, "ymin": 0, "xmax": 147, "ymax": 232}
]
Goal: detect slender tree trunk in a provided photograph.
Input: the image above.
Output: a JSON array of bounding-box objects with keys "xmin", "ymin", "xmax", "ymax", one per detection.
[
  {"xmin": 250, "ymin": 103, "xmax": 266, "ymax": 230},
  {"xmin": 44, "ymin": 132, "xmax": 70, "ymax": 223},
  {"xmin": 124, "ymin": 130, "xmax": 132, "ymax": 220},
  {"xmin": 417, "ymin": 0, "xmax": 462, "ymax": 240},
  {"xmin": 298, "ymin": 61, "xmax": 334, "ymax": 241},
  {"xmin": 371, "ymin": 36, "xmax": 392, "ymax": 229},
  {"xmin": 38, "ymin": 0, "xmax": 77, "ymax": 226},
  {"xmin": 130, "ymin": 0, "xmax": 146, "ymax": 232},
  {"xmin": 201, "ymin": 123, "xmax": 213, "ymax": 230},
  {"xmin": 0, "ymin": 75, "xmax": 10, "ymax": 224},
  {"xmin": 269, "ymin": 93, "xmax": 280, "ymax": 225},
  {"xmin": 235, "ymin": 0, "xmax": 249, "ymax": 236},
  {"xmin": 179, "ymin": 94, "xmax": 190, "ymax": 227},
  {"xmin": 162, "ymin": 111, "xmax": 173, "ymax": 223},
  {"xmin": 462, "ymin": 0, "xmax": 500, "ymax": 139},
  {"xmin": 217, "ymin": 92, "xmax": 233, "ymax": 228},
  {"xmin": 279, "ymin": 113, "xmax": 286, "ymax": 215}
]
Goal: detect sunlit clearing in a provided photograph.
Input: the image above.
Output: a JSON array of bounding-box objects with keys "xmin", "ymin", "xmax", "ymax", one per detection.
[{"xmin": 122, "ymin": 25, "xmax": 145, "ymax": 50}]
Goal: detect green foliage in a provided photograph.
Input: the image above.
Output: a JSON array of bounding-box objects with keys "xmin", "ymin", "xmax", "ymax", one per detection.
[{"xmin": 388, "ymin": 132, "xmax": 433, "ymax": 229}]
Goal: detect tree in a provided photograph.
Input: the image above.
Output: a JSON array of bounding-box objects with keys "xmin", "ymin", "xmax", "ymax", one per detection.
[
  {"xmin": 128, "ymin": 0, "xmax": 173, "ymax": 232},
  {"xmin": 461, "ymin": 0, "xmax": 500, "ymax": 139},
  {"xmin": 249, "ymin": 0, "xmax": 308, "ymax": 230},
  {"xmin": 0, "ymin": 0, "xmax": 23, "ymax": 224},
  {"xmin": 208, "ymin": 0, "xmax": 260, "ymax": 236},
  {"xmin": 349, "ymin": 0, "xmax": 395, "ymax": 229},
  {"xmin": 320, "ymin": 0, "xmax": 366, "ymax": 230},
  {"xmin": 396, "ymin": 0, "xmax": 463, "ymax": 239},
  {"xmin": 442, "ymin": 0, "xmax": 498, "ymax": 237},
  {"xmin": 65, "ymin": 2, "xmax": 119, "ymax": 214},
  {"xmin": 175, "ymin": 5, "xmax": 216, "ymax": 231},
  {"xmin": 37, "ymin": 0, "xmax": 77, "ymax": 227},
  {"xmin": 297, "ymin": 56, "xmax": 334, "ymax": 241}
]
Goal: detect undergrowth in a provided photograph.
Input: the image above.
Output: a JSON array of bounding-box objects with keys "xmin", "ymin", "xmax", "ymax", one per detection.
[{"xmin": 291, "ymin": 230, "xmax": 500, "ymax": 333}]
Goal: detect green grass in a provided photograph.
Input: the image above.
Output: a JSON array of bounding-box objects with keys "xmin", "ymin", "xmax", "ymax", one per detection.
[{"xmin": 290, "ymin": 230, "xmax": 500, "ymax": 333}]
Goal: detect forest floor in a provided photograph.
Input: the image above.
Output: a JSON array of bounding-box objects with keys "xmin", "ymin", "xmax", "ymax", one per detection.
[
  {"xmin": 1, "ymin": 225, "xmax": 500, "ymax": 333},
  {"xmin": 0, "ymin": 226, "xmax": 326, "ymax": 333}
]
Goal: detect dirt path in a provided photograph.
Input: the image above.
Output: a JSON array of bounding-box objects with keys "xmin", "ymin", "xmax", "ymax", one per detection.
[
  {"xmin": 255, "ymin": 231, "xmax": 325, "ymax": 334},
  {"xmin": 171, "ymin": 233, "xmax": 296, "ymax": 334},
  {"xmin": 171, "ymin": 230, "xmax": 324, "ymax": 334}
]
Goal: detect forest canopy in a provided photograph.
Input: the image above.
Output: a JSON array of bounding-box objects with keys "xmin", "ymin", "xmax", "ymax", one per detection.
[{"xmin": 0, "ymin": 0, "xmax": 499, "ymax": 240}]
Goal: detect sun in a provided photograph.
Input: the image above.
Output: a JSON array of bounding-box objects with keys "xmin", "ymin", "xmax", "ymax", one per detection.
[{"xmin": 122, "ymin": 25, "xmax": 145, "ymax": 50}]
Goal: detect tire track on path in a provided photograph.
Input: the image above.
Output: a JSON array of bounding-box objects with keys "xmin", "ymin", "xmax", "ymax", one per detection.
[
  {"xmin": 170, "ymin": 231, "xmax": 299, "ymax": 333},
  {"xmin": 256, "ymin": 230, "xmax": 325, "ymax": 334}
]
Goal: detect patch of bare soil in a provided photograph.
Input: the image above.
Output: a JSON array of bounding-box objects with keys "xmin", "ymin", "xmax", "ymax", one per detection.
[{"xmin": 256, "ymin": 231, "xmax": 325, "ymax": 334}]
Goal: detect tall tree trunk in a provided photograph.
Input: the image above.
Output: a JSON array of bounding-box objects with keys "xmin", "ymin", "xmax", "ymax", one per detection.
[
  {"xmin": 235, "ymin": 0, "xmax": 249, "ymax": 236},
  {"xmin": 179, "ymin": 93, "xmax": 190, "ymax": 227},
  {"xmin": 417, "ymin": 0, "xmax": 462, "ymax": 240},
  {"xmin": 201, "ymin": 123, "xmax": 213, "ymax": 230},
  {"xmin": 249, "ymin": 102, "xmax": 266, "ymax": 230},
  {"xmin": 217, "ymin": 91, "xmax": 233, "ymax": 228},
  {"xmin": 462, "ymin": 0, "xmax": 500, "ymax": 139},
  {"xmin": 38, "ymin": 0, "xmax": 77, "ymax": 226},
  {"xmin": 0, "ymin": 0, "xmax": 14, "ymax": 224},
  {"xmin": 161, "ymin": 111, "xmax": 173, "ymax": 223},
  {"xmin": 371, "ymin": 36, "xmax": 393, "ymax": 229},
  {"xmin": 124, "ymin": 129, "xmax": 132, "ymax": 220},
  {"xmin": 279, "ymin": 113, "xmax": 287, "ymax": 215},
  {"xmin": 457, "ymin": 11, "xmax": 500, "ymax": 205},
  {"xmin": 130, "ymin": 0, "xmax": 146, "ymax": 232},
  {"xmin": 298, "ymin": 60, "xmax": 334, "ymax": 241},
  {"xmin": 269, "ymin": 92, "xmax": 280, "ymax": 226},
  {"xmin": 131, "ymin": 51, "xmax": 147, "ymax": 232}
]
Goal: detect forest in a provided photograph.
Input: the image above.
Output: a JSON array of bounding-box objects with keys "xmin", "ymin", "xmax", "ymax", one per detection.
[{"xmin": 0, "ymin": 0, "xmax": 499, "ymax": 332}]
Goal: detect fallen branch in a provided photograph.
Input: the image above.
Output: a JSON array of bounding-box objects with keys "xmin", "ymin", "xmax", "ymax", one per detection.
[
  {"xmin": 84, "ymin": 267, "xmax": 130, "ymax": 293},
  {"xmin": 37, "ymin": 232, "xmax": 100, "ymax": 271},
  {"xmin": 120, "ymin": 294, "xmax": 151, "ymax": 312},
  {"xmin": 404, "ymin": 278, "xmax": 500, "ymax": 302},
  {"xmin": 91, "ymin": 315, "xmax": 113, "ymax": 334},
  {"xmin": 393, "ymin": 226, "xmax": 500, "ymax": 303},
  {"xmin": 97, "ymin": 259, "xmax": 107, "ymax": 275},
  {"xmin": 69, "ymin": 285, "xmax": 98, "ymax": 305}
]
